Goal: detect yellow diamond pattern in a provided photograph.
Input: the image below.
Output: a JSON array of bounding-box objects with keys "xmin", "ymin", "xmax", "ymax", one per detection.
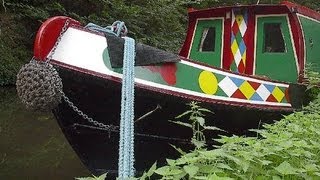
[
  {"xmin": 242, "ymin": 50, "xmax": 246, "ymax": 66},
  {"xmin": 239, "ymin": 81, "xmax": 255, "ymax": 99},
  {"xmin": 272, "ymin": 87, "xmax": 285, "ymax": 102},
  {"xmin": 236, "ymin": 15, "xmax": 244, "ymax": 26},
  {"xmin": 231, "ymin": 40, "xmax": 239, "ymax": 55}
]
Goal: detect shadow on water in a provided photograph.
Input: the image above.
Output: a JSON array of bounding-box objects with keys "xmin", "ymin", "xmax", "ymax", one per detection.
[{"xmin": 0, "ymin": 86, "xmax": 90, "ymax": 179}]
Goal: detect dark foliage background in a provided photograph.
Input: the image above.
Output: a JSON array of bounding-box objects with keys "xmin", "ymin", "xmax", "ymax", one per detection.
[{"xmin": 0, "ymin": 0, "xmax": 319, "ymax": 85}]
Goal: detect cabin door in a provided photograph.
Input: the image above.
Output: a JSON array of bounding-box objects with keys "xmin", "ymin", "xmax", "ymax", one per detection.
[
  {"xmin": 255, "ymin": 16, "xmax": 298, "ymax": 83},
  {"xmin": 189, "ymin": 19, "xmax": 223, "ymax": 67}
]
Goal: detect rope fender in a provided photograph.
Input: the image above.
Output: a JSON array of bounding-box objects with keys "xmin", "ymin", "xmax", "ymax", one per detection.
[{"xmin": 16, "ymin": 59, "xmax": 63, "ymax": 111}]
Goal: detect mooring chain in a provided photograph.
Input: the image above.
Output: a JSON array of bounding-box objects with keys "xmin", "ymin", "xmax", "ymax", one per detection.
[
  {"xmin": 44, "ymin": 18, "xmax": 117, "ymax": 131},
  {"xmin": 62, "ymin": 94, "xmax": 118, "ymax": 131},
  {"xmin": 45, "ymin": 19, "xmax": 70, "ymax": 63}
]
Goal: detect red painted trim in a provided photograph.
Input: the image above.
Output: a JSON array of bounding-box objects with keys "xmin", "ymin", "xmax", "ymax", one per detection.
[
  {"xmin": 179, "ymin": 16, "xmax": 196, "ymax": 57},
  {"xmin": 245, "ymin": 8, "xmax": 255, "ymax": 75},
  {"xmin": 288, "ymin": 13, "xmax": 305, "ymax": 81},
  {"xmin": 51, "ymin": 60, "xmax": 293, "ymax": 112},
  {"xmin": 34, "ymin": 16, "xmax": 81, "ymax": 61},
  {"xmin": 222, "ymin": 14, "xmax": 231, "ymax": 70},
  {"xmin": 145, "ymin": 63, "xmax": 177, "ymax": 85},
  {"xmin": 281, "ymin": 1, "xmax": 320, "ymax": 21}
]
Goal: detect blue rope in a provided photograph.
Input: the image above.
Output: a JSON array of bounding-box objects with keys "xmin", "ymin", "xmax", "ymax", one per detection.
[
  {"xmin": 118, "ymin": 36, "xmax": 135, "ymax": 178},
  {"xmin": 86, "ymin": 21, "xmax": 135, "ymax": 178},
  {"xmin": 85, "ymin": 21, "xmax": 128, "ymax": 37}
]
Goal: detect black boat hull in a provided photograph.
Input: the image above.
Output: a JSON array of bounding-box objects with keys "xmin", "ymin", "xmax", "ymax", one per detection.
[{"xmin": 53, "ymin": 64, "xmax": 291, "ymax": 178}]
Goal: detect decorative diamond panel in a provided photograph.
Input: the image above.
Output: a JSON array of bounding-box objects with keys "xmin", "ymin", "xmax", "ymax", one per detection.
[
  {"xmin": 218, "ymin": 77, "xmax": 238, "ymax": 97},
  {"xmin": 230, "ymin": 8, "xmax": 248, "ymax": 73},
  {"xmin": 256, "ymin": 84, "xmax": 271, "ymax": 101},
  {"xmin": 239, "ymin": 81, "xmax": 255, "ymax": 99},
  {"xmin": 272, "ymin": 86, "xmax": 285, "ymax": 102}
]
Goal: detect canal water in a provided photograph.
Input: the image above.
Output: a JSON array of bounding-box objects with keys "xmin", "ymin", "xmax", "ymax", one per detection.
[{"xmin": 0, "ymin": 87, "xmax": 90, "ymax": 179}]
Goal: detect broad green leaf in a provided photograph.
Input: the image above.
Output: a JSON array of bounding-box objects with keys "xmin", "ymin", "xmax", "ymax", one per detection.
[
  {"xmin": 166, "ymin": 159, "xmax": 175, "ymax": 166},
  {"xmin": 154, "ymin": 166, "xmax": 182, "ymax": 176},
  {"xmin": 272, "ymin": 176, "xmax": 282, "ymax": 180},
  {"xmin": 198, "ymin": 149, "xmax": 224, "ymax": 158},
  {"xmin": 196, "ymin": 117, "xmax": 205, "ymax": 126},
  {"xmin": 314, "ymin": 172, "xmax": 320, "ymax": 176},
  {"xmin": 204, "ymin": 126, "xmax": 224, "ymax": 132},
  {"xmin": 304, "ymin": 164, "xmax": 318, "ymax": 172},
  {"xmin": 175, "ymin": 110, "xmax": 193, "ymax": 118},
  {"xmin": 183, "ymin": 164, "xmax": 199, "ymax": 177},
  {"xmin": 197, "ymin": 164, "xmax": 222, "ymax": 174},
  {"xmin": 216, "ymin": 163, "xmax": 233, "ymax": 171},
  {"xmin": 75, "ymin": 173, "xmax": 107, "ymax": 180},
  {"xmin": 75, "ymin": 177, "xmax": 95, "ymax": 180},
  {"xmin": 208, "ymin": 174, "xmax": 234, "ymax": 180},
  {"xmin": 169, "ymin": 144, "xmax": 186, "ymax": 155},
  {"xmin": 259, "ymin": 160, "xmax": 273, "ymax": 166},
  {"xmin": 173, "ymin": 172, "xmax": 187, "ymax": 179},
  {"xmin": 168, "ymin": 120, "xmax": 192, "ymax": 128},
  {"xmin": 169, "ymin": 168, "xmax": 184, "ymax": 175},
  {"xmin": 154, "ymin": 166, "xmax": 170, "ymax": 176},
  {"xmin": 198, "ymin": 108, "xmax": 213, "ymax": 113},
  {"xmin": 274, "ymin": 161, "xmax": 298, "ymax": 175},
  {"xmin": 194, "ymin": 176, "xmax": 208, "ymax": 179},
  {"xmin": 146, "ymin": 162, "xmax": 157, "ymax": 177},
  {"xmin": 139, "ymin": 172, "xmax": 147, "ymax": 180},
  {"xmin": 191, "ymin": 138, "xmax": 205, "ymax": 148}
]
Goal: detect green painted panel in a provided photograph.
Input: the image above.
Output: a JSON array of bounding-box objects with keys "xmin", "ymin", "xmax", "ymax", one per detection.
[
  {"xmin": 102, "ymin": 48, "xmax": 167, "ymax": 84},
  {"xmin": 175, "ymin": 63, "xmax": 202, "ymax": 92},
  {"xmin": 102, "ymin": 47, "xmax": 290, "ymax": 105},
  {"xmin": 299, "ymin": 16, "xmax": 320, "ymax": 72},
  {"xmin": 189, "ymin": 19, "xmax": 222, "ymax": 67},
  {"xmin": 255, "ymin": 16, "xmax": 298, "ymax": 83}
]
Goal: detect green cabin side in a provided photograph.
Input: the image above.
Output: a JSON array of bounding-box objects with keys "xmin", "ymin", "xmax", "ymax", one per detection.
[{"xmin": 298, "ymin": 15, "xmax": 320, "ymax": 73}]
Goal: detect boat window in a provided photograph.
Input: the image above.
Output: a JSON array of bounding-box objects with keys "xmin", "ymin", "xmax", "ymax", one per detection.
[
  {"xmin": 263, "ymin": 23, "xmax": 286, "ymax": 53},
  {"xmin": 199, "ymin": 27, "xmax": 216, "ymax": 52}
]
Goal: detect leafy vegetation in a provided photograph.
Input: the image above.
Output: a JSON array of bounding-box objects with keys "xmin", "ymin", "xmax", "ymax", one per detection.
[
  {"xmin": 138, "ymin": 69, "xmax": 320, "ymax": 179},
  {"xmin": 141, "ymin": 94, "xmax": 320, "ymax": 179},
  {"xmin": 75, "ymin": 173, "xmax": 107, "ymax": 180},
  {"xmin": 169, "ymin": 101, "xmax": 223, "ymax": 149},
  {"xmin": 1, "ymin": 0, "xmax": 320, "ymax": 85}
]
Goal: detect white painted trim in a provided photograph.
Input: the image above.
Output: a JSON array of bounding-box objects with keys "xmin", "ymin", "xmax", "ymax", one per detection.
[
  {"xmin": 297, "ymin": 14, "xmax": 320, "ymax": 23},
  {"xmin": 105, "ymin": 61, "xmax": 290, "ymax": 107},
  {"xmin": 187, "ymin": 17, "xmax": 225, "ymax": 68},
  {"xmin": 253, "ymin": 14, "xmax": 299, "ymax": 76},
  {"xmin": 296, "ymin": 14, "xmax": 306, "ymax": 77},
  {"xmin": 286, "ymin": 15, "xmax": 300, "ymax": 74},
  {"xmin": 253, "ymin": 15, "xmax": 258, "ymax": 75}
]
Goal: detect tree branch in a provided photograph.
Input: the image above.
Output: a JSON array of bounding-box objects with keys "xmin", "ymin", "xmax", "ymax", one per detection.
[{"xmin": 2, "ymin": 0, "xmax": 6, "ymax": 12}]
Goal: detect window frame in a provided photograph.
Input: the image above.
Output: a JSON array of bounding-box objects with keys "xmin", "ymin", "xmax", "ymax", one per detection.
[
  {"xmin": 262, "ymin": 22, "xmax": 287, "ymax": 53},
  {"xmin": 188, "ymin": 18, "xmax": 224, "ymax": 68}
]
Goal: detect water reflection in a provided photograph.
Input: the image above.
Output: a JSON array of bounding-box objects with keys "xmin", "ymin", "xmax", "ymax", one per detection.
[{"xmin": 0, "ymin": 87, "xmax": 90, "ymax": 179}]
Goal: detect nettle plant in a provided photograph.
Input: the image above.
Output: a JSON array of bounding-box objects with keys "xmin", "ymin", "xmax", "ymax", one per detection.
[
  {"xmin": 141, "ymin": 98, "xmax": 320, "ymax": 179},
  {"xmin": 169, "ymin": 101, "xmax": 223, "ymax": 149}
]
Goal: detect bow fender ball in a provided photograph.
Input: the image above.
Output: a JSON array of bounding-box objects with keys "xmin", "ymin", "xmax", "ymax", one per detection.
[{"xmin": 16, "ymin": 60, "xmax": 63, "ymax": 111}]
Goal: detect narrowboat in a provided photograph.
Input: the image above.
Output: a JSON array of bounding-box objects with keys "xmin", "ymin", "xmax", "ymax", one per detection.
[{"xmin": 16, "ymin": 1, "xmax": 320, "ymax": 178}]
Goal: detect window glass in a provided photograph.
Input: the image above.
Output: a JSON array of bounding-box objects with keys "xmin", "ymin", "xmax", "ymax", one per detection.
[
  {"xmin": 199, "ymin": 27, "xmax": 216, "ymax": 52},
  {"xmin": 263, "ymin": 23, "xmax": 286, "ymax": 53}
]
